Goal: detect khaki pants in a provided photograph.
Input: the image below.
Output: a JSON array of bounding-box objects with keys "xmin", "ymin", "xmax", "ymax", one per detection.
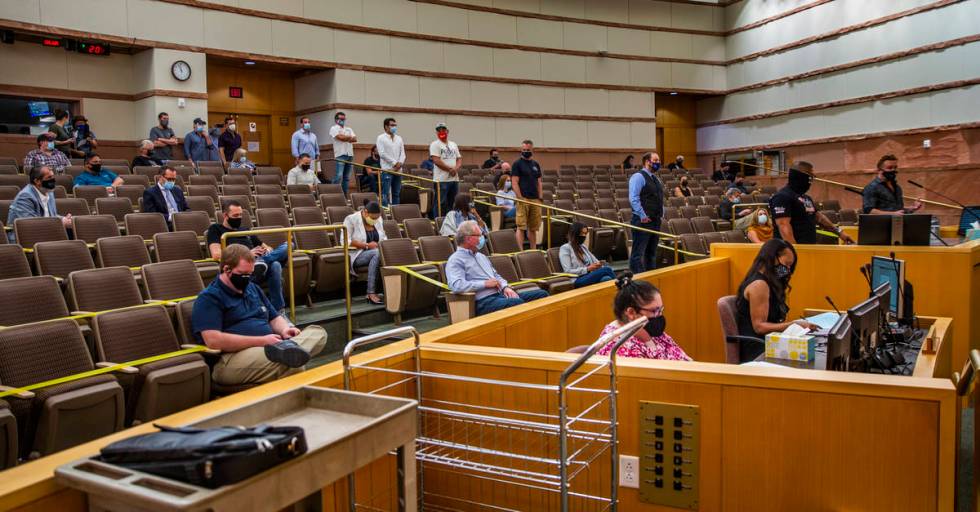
[{"xmin": 212, "ymin": 325, "xmax": 328, "ymax": 386}]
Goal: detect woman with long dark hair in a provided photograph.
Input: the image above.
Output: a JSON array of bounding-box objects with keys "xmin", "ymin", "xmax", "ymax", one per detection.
[
  {"xmin": 596, "ymin": 272, "xmax": 690, "ymax": 360},
  {"xmin": 559, "ymin": 221, "xmax": 615, "ymax": 288},
  {"xmin": 735, "ymin": 239, "xmax": 818, "ymax": 338},
  {"xmin": 439, "ymin": 193, "xmax": 487, "ymax": 237}
]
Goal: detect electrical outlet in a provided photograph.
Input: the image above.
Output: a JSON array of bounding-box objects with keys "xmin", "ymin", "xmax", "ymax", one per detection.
[{"xmin": 619, "ymin": 455, "xmax": 639, "ymax": 488}]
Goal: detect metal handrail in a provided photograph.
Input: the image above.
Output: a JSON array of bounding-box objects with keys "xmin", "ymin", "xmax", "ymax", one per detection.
[
  {"xmin": 324, "ymin": 158, "xmax": 443, "ymax": 217},
  {"xmin": 219, "ymin": 224, "xmax": 351, "ymax": 339}
]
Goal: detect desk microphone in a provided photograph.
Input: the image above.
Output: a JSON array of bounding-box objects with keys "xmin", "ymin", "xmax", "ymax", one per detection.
[
  {"xmin": 825, "ymin": 296, "xmax": 843, "ymax": 317},
  {"xmin": 858, "ymin": 264, "xmax": 872, "ymax": 293}
]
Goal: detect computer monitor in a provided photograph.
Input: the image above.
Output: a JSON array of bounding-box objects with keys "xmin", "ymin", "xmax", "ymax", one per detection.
[
  {"xmin": 824, "ymin": 314, "xmax": 851, "ymax": 372},
  {"xmin": 870, "ymin": 256, "xmax": 904, "ymax": 317},
  {"xmin": 847, "ymin": 296, "xmax": 880, "ymax": 359},
  {"xmin": 27, "ymin": 101, "xmax": 50, "ymax": 118},
  {"xmin": 858, "ymin": 215, "xmax": 892, "ymax": 245},
  {"xmin": 958, "ymin": 206, "xmax": 980, "ymax": 236},
  {"xmin": 872, "ymin": 281, "xmax": 892, "ymax": 320},
  {"xmin": 900, "ymin": 214, "xmax": 931, "ymax": 246}
]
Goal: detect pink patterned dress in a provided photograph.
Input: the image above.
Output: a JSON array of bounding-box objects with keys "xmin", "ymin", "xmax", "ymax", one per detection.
[{"xmin": 595, "ymin": 321, "xmax": 692, "ymax": 361}]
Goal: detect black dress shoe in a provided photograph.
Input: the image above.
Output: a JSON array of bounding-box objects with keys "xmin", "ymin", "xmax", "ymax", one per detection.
[
  {"xmin": 264, "ymin": 340, "xmax": 310, "ymax": 368},
  {"xmin": 252, "ymin": 261, "xmax": 268, "ymax": 282}
]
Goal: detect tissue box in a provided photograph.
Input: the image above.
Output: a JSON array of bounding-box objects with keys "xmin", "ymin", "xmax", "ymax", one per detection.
[{"xmin": 765, "ymin": 332, "xmax": 816, "ymax": 362}]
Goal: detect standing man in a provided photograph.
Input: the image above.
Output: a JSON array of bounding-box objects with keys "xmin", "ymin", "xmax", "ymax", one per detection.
[
  {"xmin": 150, "ymin": 112, "xmax": 178, "ymax": 162},
  {"xmin": 184, "ymin": 118, "xmax": 220, "ymax": 165},
  {"xmin": 71, "ymin": 115, "xmax": 98, "ymax": 157},
  {"xmin": 141, "ymin": 166, "xmax": 188, "ymax": 229},
  {"xmin": 328, "ymin": 112, "xmax": 357, "ymax": 196},
  {"xmin": 770, "ymin": 163, "xmax": 853, "ymax": 245},
  {"xmin": 510, "ymin": 140, "xmax": 543, "ymax": 250},
  {"xmin": 23, "ymin": 133, "xmax": 70, "ymax": 173},
  {"xmin": 429, "ymin": 122, "xmax": 461, "ymax": 218},
  {"xmin": 49, "ymin": 109, "xmax": 74, "ymax": 157},
  {"xmin": 375, "ymin": 117, "xmax": 405, "ymax": 207},
  {"xmin": 7, "ymin": 166, "xmax": 71, "ymax": 242},
  {"xmin": 628, "ymin": 152, "xmax": 665, "ymax": 273},
  {"xmin": 483, "ymin": 148, "xmax": 503, "ymax": 171},
  {"xmin": 862, "ymin": 154, "xmax": 923, "ymax": 215},
  {"xmin": 217, "ymin": 115, "xmax": 242, "ymax": 166},
  {"xmin": 291, "ymin": 116, "xmax": 320, "ymax": 179}
]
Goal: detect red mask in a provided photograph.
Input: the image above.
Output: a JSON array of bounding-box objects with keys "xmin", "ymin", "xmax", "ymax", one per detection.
[{"xmin": 437, "ymin": 131, "xmax": 448, "ymax": 142}]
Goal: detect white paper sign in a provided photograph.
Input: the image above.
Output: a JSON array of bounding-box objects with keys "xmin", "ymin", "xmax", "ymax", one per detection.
[
  {"xmin": 247, "ymin": 141, "xmax": 259, "ymax": 151},
  {"xmin": 248, "ymin": 122, "xmax": 257, "ymax": 132}
]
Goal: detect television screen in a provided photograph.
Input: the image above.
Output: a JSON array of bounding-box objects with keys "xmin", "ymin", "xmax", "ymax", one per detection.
[{"xmin": 27, "ymin": 101, "xmax": 51, "ymax": 118}]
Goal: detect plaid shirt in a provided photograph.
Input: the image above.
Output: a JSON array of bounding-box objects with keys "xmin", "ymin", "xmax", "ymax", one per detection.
[{"xmin": 23, "ymin": 149, "xmax": 71, "ymax": 173}]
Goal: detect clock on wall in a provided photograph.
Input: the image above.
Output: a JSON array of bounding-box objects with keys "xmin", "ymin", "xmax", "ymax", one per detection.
[{"xmin": 171, "ymin": 60, "xmax": 191, "ymax": 81}]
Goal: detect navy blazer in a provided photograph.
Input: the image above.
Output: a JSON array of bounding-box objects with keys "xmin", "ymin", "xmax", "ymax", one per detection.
[{"xmin": 142, "ymin": 184, "xmax": 189, "ymax": 221}]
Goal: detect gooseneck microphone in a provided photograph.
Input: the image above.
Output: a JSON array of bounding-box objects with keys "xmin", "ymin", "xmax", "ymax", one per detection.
[{"xmin": 825, "ymin": 296, "xmax": 843, "ymax": 317}]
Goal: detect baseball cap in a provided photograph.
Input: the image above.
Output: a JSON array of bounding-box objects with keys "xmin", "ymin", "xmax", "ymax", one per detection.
[{"xmin": 435, "ymin": 122, "xmax": 447, "ymax": 131}]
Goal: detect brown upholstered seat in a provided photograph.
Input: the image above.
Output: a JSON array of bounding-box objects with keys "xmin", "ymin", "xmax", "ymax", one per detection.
[
  {"xmin": 185, "ymin": 196, "xmax": 217, "ymax": 220},
  {"xmin": 716, "ymin": 295, "xmax": 765, "ymax": 364},
  {"xmin": 12, "ymin": 216, "xmax": 67, "ymax": 249},
  {"xmin": 691, "ymin": 216, "xmax": 716, "ymax": 234},
  {"xmin": 254, "ymin": 194, "xmax": 287, "ymax": 210},
  {"xmin": 403, "ymin": 218, "xmax": 436, "ymax": 240},
  {"xmin": 172, "ymin": 211, "xmax": 212, "ymax": 236},
  {"xmin": 0, "ymin": 276, "xmax": 69, "ymax": 326},
  {"xmin": 153, "ymin": 231, "xmax": 219, "ymax": 284},
  {"xmin": 488, "ymin": 255, "xmax": 541, "ymax": 294},
  {"xmin": 34, "ymin": 239, "xmax": 95, "ymax": 279},
  {"xmin": 0, "ymin": 245, "xmax": 31, "ymax": 281},
  {"xmin": 513, "ymin": 251, "xmax": 573, "ymax": 294},
  {"xmin": 287, "ymin": 193, "xmax": 317, "ymax": 209},
  {"xmin": 71, "ymin": 214, "xmax": 120, "ymax": 244},
  {"xmin": 678, "ymin": 233, "xmax": 708, "ymax": 261},
  {"xmin": 141, "ymin": 259, "xmax": 205, "ymax": 301},
  {"xmin": 390, "ymin": 204, "xmax": 422, "ymax": 223},
  {"xmin": 292, "ymin": 206, "xmax": 325, "ymax": 225},
  {"xmin": 73, "ymin": 185, "xmax": 109, "ymax": 208},
  {"xmin": 722, "ymin": 230, "xmax": 750, "ymax": 243},
  {"xmin": 0, "ymin": 400, "xmax": 15, "ymax": 469},
  {"xmin": 67, "ymin": 266, "xmax": 143, "ymax": 313},
  {"xmin": 0, "ymin": 319, "xmax": 125, "ymax": 458},
  {"xmin": 488, "ymin": 229, "xmax": 521, "ymax": 254},
  {"xmin": 96, "ymin": 235, "xmax": 151, "ymax": 269},
  {"xmin": 124, "ymin": 213, "xmax": 169, "ymax": 241},
  {"xmin": 379, "ymin": 238, "xmax": 442, "ymax": 323},
  {"xmin": 91, "ymin": 305, "xmax": 209, "ymax": 424},
  {"xmin": 95, "ymin": 197, "xmax": 134, "ymax": 223}
]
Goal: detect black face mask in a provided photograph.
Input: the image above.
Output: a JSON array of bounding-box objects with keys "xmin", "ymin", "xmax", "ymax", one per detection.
[
  {"xmin": 227, "ymin": 271, "xmax": 251, "ymax": 291},
  {"xmin": 574, "ymin": 234, "xmax": 587, "ymax": 244},
  {"xmin": 521, "ymin": 151, "xmax": 533, "ymax": 159},
  {"xmin": 680, "ymin": 180, "xmax": 688, "ymax": 187},
  {"xmin": 883, "ymin": 171, "xmax": 897, "ymax": 182},
  {"xmin": 644, "ymin": 316, "xmax": 666, "ymax": 338},
  {"xmin": 227, "ymin": 217, "xmax": 242, "ymax": 229},
  {"xmin": 787, "ymin": 170, "xmax": 811, "ymax": 195},
  {"xmin": 40, "ymin": 179, "xmax": 56, "ymax": 190},
  {"xmin": 301, "ymin": 164, "xmax": 311, "ymax": 171},
  {"xmin": 774, "ymin": 264, "xmax": 792, "ymax": 280},
  {"xmin": 491, "ymin": 155, "xmax": 499, "ymax": 162},
  {"xmin": 88, "ymin": 164, "xmax": 102, "ymax": 173}
]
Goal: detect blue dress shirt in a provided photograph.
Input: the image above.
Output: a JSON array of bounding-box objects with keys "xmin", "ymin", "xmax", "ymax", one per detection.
[{"xmin": 446, "ymin": 247, "xmax": 508, "ymax": 301}]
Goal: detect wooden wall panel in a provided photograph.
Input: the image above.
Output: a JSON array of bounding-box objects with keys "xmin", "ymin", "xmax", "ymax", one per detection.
[{"xmin": 655, "ymin": 93, "xmax": 698, "ymax": 162}]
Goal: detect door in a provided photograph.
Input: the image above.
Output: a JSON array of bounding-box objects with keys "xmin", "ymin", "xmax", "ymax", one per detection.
[{"xmin": 208, "ymin": 113, "xmax": 271, "ymax": 165}]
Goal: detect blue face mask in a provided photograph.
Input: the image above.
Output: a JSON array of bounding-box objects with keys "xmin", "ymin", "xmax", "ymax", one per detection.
[
  {"xmin": 46, "ymin": 141, "xmax": 55, "ymax": 150},
  {"xmin": 476, "ymin": 235, "xmax": 486, "ymax": 250},
  {"xmin": 303, "ymin": 123, "xmax": 311, "ymax": 131},
  {"xmin": 651, "ymin": 162, "xmax": 661, "ymax": 171},
  {"xmin": 337, "ymin": 119, "xmax": 345, "ymax": 126},
  {"xmin": 163, "ymin": 180, "xmax": 175, "ymax": 191},
  {"xmin": 390, "ymin": 126, "xmax": 398, "ymax": 135},
  {"xmin": 195, "ymin": 125, "xmax": 204, "ymax": 133}
]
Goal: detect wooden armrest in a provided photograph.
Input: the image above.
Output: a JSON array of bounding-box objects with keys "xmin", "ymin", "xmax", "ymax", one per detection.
[
  {"xmin": 0, "ymin": 385, "xmax": 35, "ymax": 400},
  {"xmin": 96, "ymin": 362, "xmax": 139, "ymax": 374},
  {"xmin": 181, "ymin": 344, "xmax": 220, "ymax": 355}
]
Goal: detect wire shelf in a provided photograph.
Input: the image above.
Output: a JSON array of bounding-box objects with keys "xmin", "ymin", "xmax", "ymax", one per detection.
[{"xmin": 342, "ymin": 319, "xmax": 647, "ymax": 511}]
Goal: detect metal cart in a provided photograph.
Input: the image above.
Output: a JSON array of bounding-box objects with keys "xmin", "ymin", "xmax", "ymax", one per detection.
[{"xmin": 343, "ymin": 317, "xmax": 646, "ymax": 511}]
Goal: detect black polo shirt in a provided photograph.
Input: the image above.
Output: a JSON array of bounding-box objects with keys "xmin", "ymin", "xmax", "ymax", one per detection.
[
  {"xmin": 482, "ymin": 157, "xmax": 500, "ymax": 169},
  {"xmin": 862, "ymin": 177, "xmax": 904, "ymax": 213},
  {"xmin": 191, "ymin": 278, "xmax": 278, "ymax": 343},
  {"xmin": 206, "ymin": 223, "xmax": 262, "ymax": 249},
  {"xmin": 770, "ymin": 186, "xmax": 818, "ymax": 244},
  {"xmin": 511, "ymin": 158, "xmax": 541, "ymax": 199}
]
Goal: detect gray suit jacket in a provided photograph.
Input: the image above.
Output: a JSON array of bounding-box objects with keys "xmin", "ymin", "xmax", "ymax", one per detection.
[{"xmin": 7, "ymin": 185, "xmax": 59, "ymax": 242}]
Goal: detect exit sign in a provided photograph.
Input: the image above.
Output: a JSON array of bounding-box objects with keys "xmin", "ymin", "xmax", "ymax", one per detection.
[{"xmin": 228, "ymin": 86, "xmax": 243, "ymax": 99}]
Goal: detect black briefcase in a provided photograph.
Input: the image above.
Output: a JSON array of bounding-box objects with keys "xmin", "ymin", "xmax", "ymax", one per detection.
[{"xmin": 98, "ymin": 424, "xmax": 307, "ymax": 488}]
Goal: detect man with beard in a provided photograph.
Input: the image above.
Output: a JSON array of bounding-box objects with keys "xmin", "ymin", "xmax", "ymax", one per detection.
[{"xmin": 862, "ymin": 154, "xmax": 923, "ymax": 215}]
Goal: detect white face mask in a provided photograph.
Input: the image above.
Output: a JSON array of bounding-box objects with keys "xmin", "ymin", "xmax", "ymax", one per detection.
[
  {"xmin": 504, "ymin": 182, "xmax": 511, "ymax": 190},
  {"xmin": 758, "ymin": 214, "xmax": 768, "ymax": 224},
  {"xmin": 227, "ymin": 124, "xmax": 236, "ymax": 132}
]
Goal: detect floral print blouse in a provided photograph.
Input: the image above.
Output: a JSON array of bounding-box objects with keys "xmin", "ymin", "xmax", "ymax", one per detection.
[{"xmin": 596, "ymin": 320, "xmax": 692, "ymax": 361}]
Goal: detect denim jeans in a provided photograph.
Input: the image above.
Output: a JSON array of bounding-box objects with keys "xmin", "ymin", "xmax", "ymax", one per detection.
[
  {"xmin": 381, "ymin": 172, "xmax": 402, "ymax": 207},
  {"xmin": 433, "ymin": 181, "xmax": 459, "ymax": 218},
  {"xmin": 475, "ymin": 289, "xmax": 549, "ymax": 316},
  {"xmin": 629, "ymin": 215, "xmax": 660, "ymax": 274},
  {"xmin": 502, "ymin": 206, "xmax": 516, "ymax": 219},
  {"xmin": 573, "ymin": 266, "xmax": 616, "ymax": 288},
  {"xmin": 333, "ymin": 155, "xmax": 353, "ymax": 196},
  {"xmin": 255, "ymin": 242, "xmax": 288, "ymax": 311},
  {"xmin": 353, "ymin": 248, "xmax": 380, "ymax": 294}
]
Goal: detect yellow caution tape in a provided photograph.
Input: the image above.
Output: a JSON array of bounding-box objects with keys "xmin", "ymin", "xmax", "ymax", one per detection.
[
  {"xmin": 816, "ymin": 229, "xmax": 841, "ymax": 238},
  {"xmin": 0, "ymin": 345, "xmax": 209, "ymax": 400},
  {"xmin": 391, "ymin": 265, "xmax": 450, "ymax": 290}
]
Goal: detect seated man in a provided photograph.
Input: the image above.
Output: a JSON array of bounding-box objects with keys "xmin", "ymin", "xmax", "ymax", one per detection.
[
  {"xmin": 7, "ymin": 165, "xmax": 72, "ymax": 242},
  {"xmin": 207, "ymin": 200, "xmax": 288, "ymax": 313},
  {"xmin": 132, "ymin": 139, "xmax": 164, "ymax": 168},
  {"xmin": 192, "ymin": 244, "xmax": 327, "ymax": 386},
  {"xmin": 73, "ymin": 153, "xmax": 123, "ymax": 188},
  {"xmin": 23, "ymin": 133, "xmax": 70, "ymax": 174},
  {"xmin": 141, "ymin": 166, "xmax": 188, "ymax": 228},
  {"xmin": 446, "ymin": 220, "xmax": 548, "ymax": 316}
]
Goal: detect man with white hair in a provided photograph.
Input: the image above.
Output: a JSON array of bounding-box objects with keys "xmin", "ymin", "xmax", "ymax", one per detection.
[
  {"xmin": 446, "ymin": 220, "xmax": 548, "ymax": 316},
  {"xmin": 667, "ymin": 155, "xmax": 686, "ymax": 171},
  {"xmin": 132, "ymin": 139, "xmax": 163, "ymax": 168}
]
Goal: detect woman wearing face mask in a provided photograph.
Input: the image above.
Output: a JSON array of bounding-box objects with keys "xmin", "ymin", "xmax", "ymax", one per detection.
[
  {"xmin": 229, "ymin": 148, "xmax": 256, "ymax": 172},
  {"xmin": 673, "ymin": 176, "xmax": 692, "ymax": 198},
  {"xmin": 746, "ymin": 208, "xmax": 774, "ymax": 243},
  {"xmin": 495, "ymin": 175, "xmax": 516, "ymax": 218},
  {"xmin": 343, "ymin": 201, "xmax": 387, "ymax": 305},
  {"xmin": 560, "ymin": 222, "xmax": 615, "ymax": 288},
  {"xmin": 596, "ymin": 272, "xmax": 691, "ymax": 360},
  {"xmin": 735, "ymin": 239, "xmax": 818, "ymax": 348},
  {"xmin": 439, "ymin": 193, "xmax": 487, "ymax": 237}
]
